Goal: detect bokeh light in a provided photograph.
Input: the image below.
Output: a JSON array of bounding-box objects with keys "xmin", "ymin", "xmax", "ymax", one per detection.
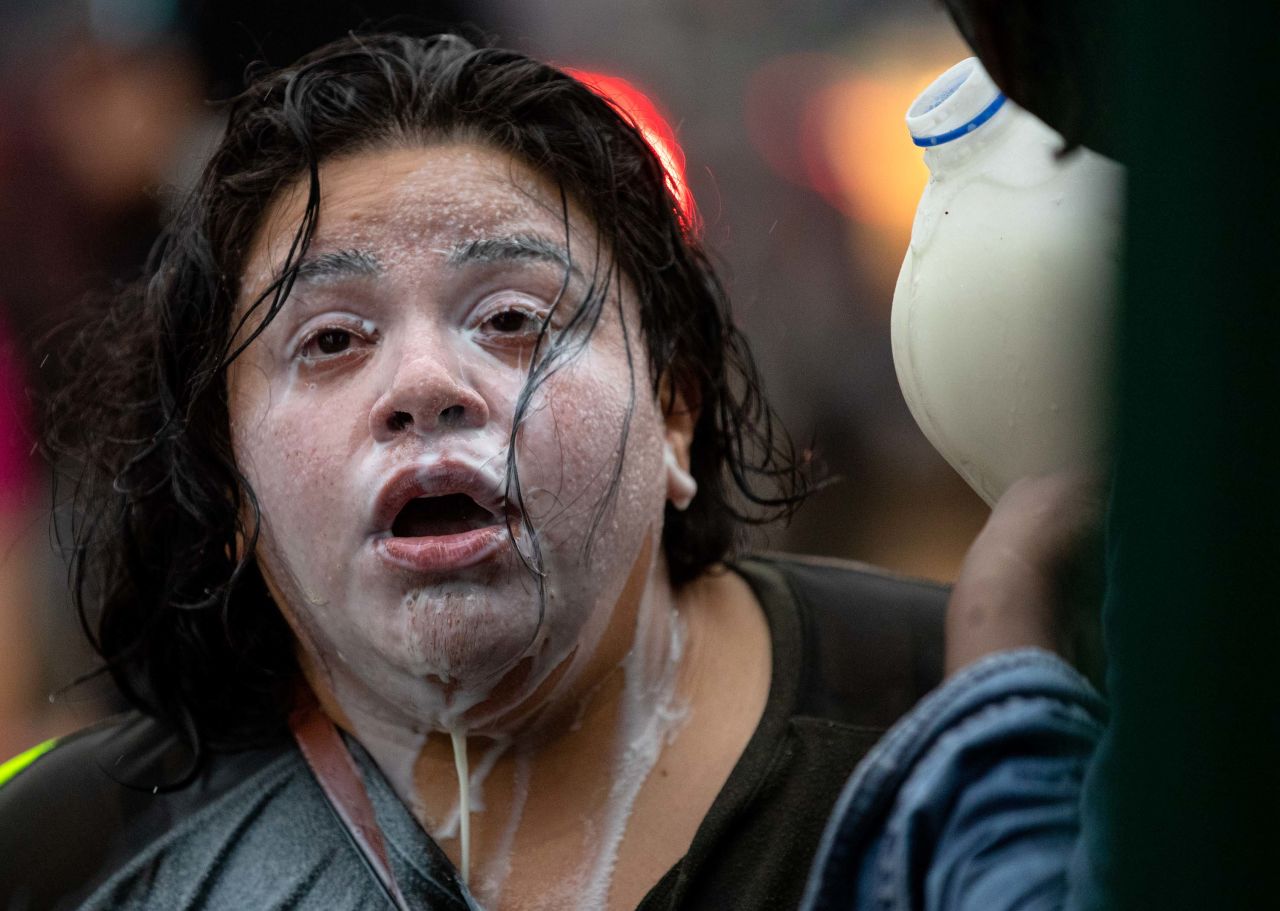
[
  {"xmin": 745, "ymin": 27, "xmax": 970, "ymax": 298},
  {"xmin": 817, "ymin": 69, "xmax": 941, "ymax": 233}
]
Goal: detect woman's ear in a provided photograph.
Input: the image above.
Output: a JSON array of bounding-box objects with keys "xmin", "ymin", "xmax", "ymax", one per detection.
[{"xmin": 660, "ymin": 373, "xmax": 698, "ymax": 511}]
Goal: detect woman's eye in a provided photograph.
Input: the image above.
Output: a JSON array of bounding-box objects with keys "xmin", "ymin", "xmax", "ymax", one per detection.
[
  {"xmin": 486, "ymin": 310, "xmax": 536, "ymax": 334},
  {"xmin": 297, "ymin": 325, "xmax": 370, "ymax": 361},
  {"xmin": 314, "ymin": 329, "xmax": 352, "ymax": 354},
  {"xmin": 474, "ymin": 291, "xmax": 551, "ymax": 344}
]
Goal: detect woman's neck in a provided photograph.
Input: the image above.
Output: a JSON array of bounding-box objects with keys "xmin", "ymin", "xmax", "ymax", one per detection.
[{"xmin": 303, "ymin": 535, "xmax": 694, "ymax": 906}]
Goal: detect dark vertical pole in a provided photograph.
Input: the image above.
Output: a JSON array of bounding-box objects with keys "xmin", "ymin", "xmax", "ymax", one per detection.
[{"xmin": 1104, "ymin": 1, "xmax": 1280, "ymax": 907}]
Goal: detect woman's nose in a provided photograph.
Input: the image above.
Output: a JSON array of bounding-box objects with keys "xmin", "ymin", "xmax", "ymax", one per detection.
[{"xmin": 369, "ymin": 349, "xmax": 489, "ymax": 441}]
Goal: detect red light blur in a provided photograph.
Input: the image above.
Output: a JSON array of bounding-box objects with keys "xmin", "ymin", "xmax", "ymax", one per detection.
[{"xmin": 565, "ymin": 69, "xmax": 696, "ymax": 231}]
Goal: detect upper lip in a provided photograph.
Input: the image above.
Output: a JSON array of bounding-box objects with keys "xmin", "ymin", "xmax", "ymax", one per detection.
[{"xmin": 371, "ymin": 459, "xmax": 509, "ymax": 535}]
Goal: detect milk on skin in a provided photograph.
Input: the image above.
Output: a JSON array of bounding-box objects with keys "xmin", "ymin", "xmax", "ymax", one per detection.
[{"xmin": 227, "ymin": 143, "xmax": 762, "ymax": 910}]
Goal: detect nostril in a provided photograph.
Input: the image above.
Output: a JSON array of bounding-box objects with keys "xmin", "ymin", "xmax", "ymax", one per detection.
[
  {"xmin": 439, "ymin": 405, "xmax": 465, "ymax": 426},
  {"xmin": 387, "ymin": 411, "xmax": 413, "ymax": 432}
]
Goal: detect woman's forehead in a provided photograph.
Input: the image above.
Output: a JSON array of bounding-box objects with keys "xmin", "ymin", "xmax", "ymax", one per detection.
[{"xmin": 239, "ymin": 143, "xmax": 597, "ymax": 298}]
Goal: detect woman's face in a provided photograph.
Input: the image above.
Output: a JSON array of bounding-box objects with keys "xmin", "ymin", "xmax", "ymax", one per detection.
[{"xmin": 228, "ymin": 143, "xmax": 694, "ymax": 733}]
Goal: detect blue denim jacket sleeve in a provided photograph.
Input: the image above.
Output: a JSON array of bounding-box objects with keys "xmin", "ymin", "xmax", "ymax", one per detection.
[{"xmin": 802, "ymin": 648, "xmax": 1107, "ymax": 911}]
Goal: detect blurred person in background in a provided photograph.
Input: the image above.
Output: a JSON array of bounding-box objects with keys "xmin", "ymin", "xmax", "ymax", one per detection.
[{"xmin": 0, "ymin": 1, "xmax": 206, "ymax": 384}]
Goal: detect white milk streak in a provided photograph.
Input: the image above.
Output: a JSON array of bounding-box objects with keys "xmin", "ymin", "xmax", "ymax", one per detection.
[
  {"xmin": 437, "ymin": 736, "xmax": 511, "ymax": 835},
  {"xmin": 574, "ymin": 593, "xmax": 688, "ymax": 910},
  {"xmin": 451, "ymin": 729, "xmax": 472, "ymax": 885}
]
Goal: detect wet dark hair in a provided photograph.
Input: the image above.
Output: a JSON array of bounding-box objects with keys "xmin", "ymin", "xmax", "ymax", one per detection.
[{"xmin": 46, "ymin": 33, "xmax": 807, "ymax": 752}]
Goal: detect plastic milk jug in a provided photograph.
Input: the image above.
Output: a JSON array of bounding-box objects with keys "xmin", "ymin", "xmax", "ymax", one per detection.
[{"xmin": 891, "ymin": 57, "xmax": 1125, "ymax": 505}]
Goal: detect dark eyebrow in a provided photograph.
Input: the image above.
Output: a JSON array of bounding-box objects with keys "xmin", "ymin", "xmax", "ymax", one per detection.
[
  {"xmin": 291, "ymin": 249, "xmax": 382, "ymax": 285},
  {"xmin": 447, "ymin": 233, "xmax": 579, "ymax": 279}
]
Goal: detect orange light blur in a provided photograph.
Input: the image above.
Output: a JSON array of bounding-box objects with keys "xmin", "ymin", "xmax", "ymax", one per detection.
[
  {"xmin": 816, "ymin": 69, "xmax": 941, "ymax": 233},
  {"xmin": 565, "ymin": 69, "xmax": 696, "ymax": 231}
]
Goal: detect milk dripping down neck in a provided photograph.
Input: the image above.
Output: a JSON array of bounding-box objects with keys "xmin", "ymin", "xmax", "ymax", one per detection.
[
  {"xmin": 906, "ymin": 57, "xmax": 1012, "ymax": 176},
  {"xmin": 450, "ymin": 729, "xmax": 472, "ymax": 887}
]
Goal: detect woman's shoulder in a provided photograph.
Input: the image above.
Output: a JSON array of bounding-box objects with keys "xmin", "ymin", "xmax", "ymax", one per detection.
[
  {"xmin": 0, "ymin": 712, "xmax": 300, "ymax": 910},
  {"xmin": 0, "ymin": 712, "xmax": 186, "ymax": 823},
  {"xmin": 732, "ymin": 553, "xmax": 949, "ymax": 729}
]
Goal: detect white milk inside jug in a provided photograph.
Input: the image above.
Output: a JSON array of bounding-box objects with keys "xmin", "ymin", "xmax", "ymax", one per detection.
[{"xmin": 891, "ymin": 57, "xmax": 1125, "ymax": 505}]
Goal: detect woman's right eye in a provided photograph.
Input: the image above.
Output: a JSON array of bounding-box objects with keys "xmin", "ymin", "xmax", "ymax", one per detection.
[{"xmin": 297, "ymin": 324, "xmax": 372, "ymax": 362}]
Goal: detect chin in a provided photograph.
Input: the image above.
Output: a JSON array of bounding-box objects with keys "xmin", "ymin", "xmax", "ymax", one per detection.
[{"xmin": 391, "ymin": 586, "xmax": 546, "ymax": 685}]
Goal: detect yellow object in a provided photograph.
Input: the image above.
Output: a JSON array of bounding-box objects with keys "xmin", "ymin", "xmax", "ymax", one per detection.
[{"xmin": 0, "ymin": 737, "xmax": 57, "ymax": 789}]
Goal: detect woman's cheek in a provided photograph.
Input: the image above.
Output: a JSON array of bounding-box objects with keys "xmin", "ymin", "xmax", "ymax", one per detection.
[
  {"xmin": 234, "ymin": 398, "xmax": 345, "ymax": 555},
  {"xmin": 522, "ymin": 362, "xmax": 664, "ymax": 548}
]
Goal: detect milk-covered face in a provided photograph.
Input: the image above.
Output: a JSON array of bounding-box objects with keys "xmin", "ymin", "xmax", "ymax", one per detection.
[{"xmin": 228, "ymin": 143, "xmax": 696, "ymax": 734}]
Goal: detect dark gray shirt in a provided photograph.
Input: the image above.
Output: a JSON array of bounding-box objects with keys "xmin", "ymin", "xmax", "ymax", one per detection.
[
  {"xmin": 80, "ymin": 745, "xmax": 474, "ymax": 910},
  {"xmin": 2, "ymin": 721, "xmax": 473, "ymax": 911}
]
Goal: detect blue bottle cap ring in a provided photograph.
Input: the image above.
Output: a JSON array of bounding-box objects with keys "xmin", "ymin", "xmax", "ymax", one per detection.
[{"xmin": 911, "ymin": 92, "xmax": 1008, "ymax": 147}]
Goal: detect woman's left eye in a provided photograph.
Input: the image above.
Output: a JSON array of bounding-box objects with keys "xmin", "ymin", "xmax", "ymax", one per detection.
[
  {"xmin": 476, "ymin": 293, "xmax": 549, "ymax": 342},
  {"xmin": 485, "ymin": 309, "xmax": 538, "ymax": 334}
]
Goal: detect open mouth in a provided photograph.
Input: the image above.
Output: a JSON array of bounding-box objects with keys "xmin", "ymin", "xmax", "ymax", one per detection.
[{"xmin": 391, "ymin": 493, "xmax": 505, "ymax": 538}]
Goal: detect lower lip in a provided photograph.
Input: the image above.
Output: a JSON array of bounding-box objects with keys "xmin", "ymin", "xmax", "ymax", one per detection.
[{"xmin": 375, "ymin": 525, "xmax": 509, "ymax": 573}]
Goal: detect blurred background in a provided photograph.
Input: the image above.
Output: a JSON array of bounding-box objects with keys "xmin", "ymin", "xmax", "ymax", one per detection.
[{"xmin": 0, "ymin": 0, "xmax": 985, "ymax": 758}]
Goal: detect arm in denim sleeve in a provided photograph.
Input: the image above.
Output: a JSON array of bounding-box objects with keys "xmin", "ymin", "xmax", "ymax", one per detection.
[{"xmin": 802, "ymin": 648, "xmax": 1106, "ymax": 911}]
